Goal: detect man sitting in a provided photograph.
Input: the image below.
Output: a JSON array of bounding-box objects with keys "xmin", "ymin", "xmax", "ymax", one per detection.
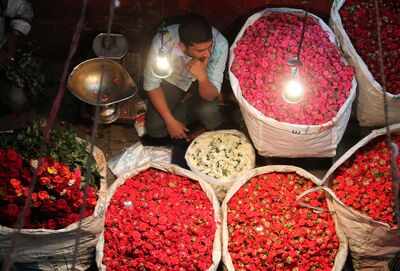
[{"xmin": 143, "ymin": 14, "xmax": 228, "ymax": 141}]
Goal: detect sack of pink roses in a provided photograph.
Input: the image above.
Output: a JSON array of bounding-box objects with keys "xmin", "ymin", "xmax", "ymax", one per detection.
[{"xmin": 229, "ymin": 7, "xmax": 356, "ymax": 157}]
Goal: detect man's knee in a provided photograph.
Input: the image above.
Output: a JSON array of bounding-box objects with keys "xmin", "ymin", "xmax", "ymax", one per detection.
[
  {"xmin": 145, "ymin": 112, "xmax": 168, "ymax": 138},
  {"xmin": 195, "ymin": 101, "xmax": 222, "ymax": 129}
]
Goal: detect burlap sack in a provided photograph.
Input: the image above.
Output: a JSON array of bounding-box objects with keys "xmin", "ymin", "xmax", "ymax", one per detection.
[
  {"xmin": 229, "ymin": 7, "xmax": 357, "ymax": 158},
  {"xmin": 323, "ymin": 124, "xmax": 400, "ymax": 270},
  {"xmin": 330, "ymin": 0, "xmax": 400, "ymax": 127},
  {"xmin": 96, "ymin": 162, "xmax": 222, "ymax": 271},
  {"xmin": 222, "ymin": 165, "xmax": 348, "ymax": 271},
  {"xmin": 0, "ymin": 141, "xmax": 108, "ymax": 271}
]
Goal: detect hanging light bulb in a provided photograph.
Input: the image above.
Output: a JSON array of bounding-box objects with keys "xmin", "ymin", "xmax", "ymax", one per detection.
[
  {"xmin": 282, "ymin": 57, "xmax": 304, "ymax": 104},
  {"xmin": 152, "ymin": 48, "xmax": 172, "ymax": 78},
  {"xmin": 151, "ymin": 29, "xmax": 173, "ymax": 78}
]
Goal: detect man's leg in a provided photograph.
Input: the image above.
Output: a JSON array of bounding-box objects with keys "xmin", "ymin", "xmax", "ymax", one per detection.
[
  {"xmin": 145, "ymin": 81, "xmax": 186, "ymax": 138},
  {"xmin": 189, "ymin": 88, "xmax": 223, "ymax": 130}
]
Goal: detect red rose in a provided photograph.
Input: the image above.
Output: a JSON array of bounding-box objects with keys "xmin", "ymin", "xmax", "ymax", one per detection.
[
  {"xmin": 39, "ymin": 177, "xmax": 50, "ymax": 186},
  {"xmin": 38, "ymin": 191, "xmax": 49, "ymax": 201},
  {"xmin": 55, "ymin": 199, "xmax": 69, "ymax": 211},
  {"xmin": 6, "ymin": 149, "xmax": 18, "ymax": 161},
  {"xmin": 332, "ymin": 135, "xmax": 400, "ymax": 227},
  {"xmin": 341, "ymin": 0, "xmax": 400, "ymax": 94},
  {"xmin": 103, "ymin": 169, "xmax": 215, "ymax": 271}
]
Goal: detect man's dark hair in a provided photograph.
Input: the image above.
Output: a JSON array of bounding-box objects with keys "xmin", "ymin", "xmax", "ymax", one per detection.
[{"xmin": 178, "ymin": 14, "xmax": 212, "ymax": 47}]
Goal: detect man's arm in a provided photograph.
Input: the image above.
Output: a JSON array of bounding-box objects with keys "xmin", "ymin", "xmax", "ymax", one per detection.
[
  {"xmin": 147, "ymin": 87, "xmax": 189, "ymax": 139},
  {"xmin": 187, "ymin": 59, "xmax": 219, "ymax": 101},
  {"xmin": 198, "ymin": 73, "xmax": 219, "ymax": 101},
  {"xmin": 188, "ymin": 33, "xmax": 229, "ymax": 101},
  {"xmin": 0, "ymin": 0, "xmax": 33, "ymax": 64},
  {"xmin": 144, "ymin": 31, "xmax": 189, "ymax": 139},
  {"xmin": 147, "ymin": 87, "xmax": 175, "ymax": 124}
]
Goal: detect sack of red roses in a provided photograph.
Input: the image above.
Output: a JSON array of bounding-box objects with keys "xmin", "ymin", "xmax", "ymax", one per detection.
[
  {"xmin": 229, "ymin": 8, "xmax": 356, "ymax": 157},
  {"xmin": 322, "ymin": 123, "xmax": 400, "ymax": 270},
  {"xmin": 330, "ymin": 0, "xmax": 400, "ymax": 127},
  {"xmin": 221, "ymin": 165, "xmax": 348, "ymax": 271},
  {"xmin": 96, "ymin": 162, "xmax": 221, "ymax": 271},
  {"xmin": 0, "ymin": 142, "xmax": 107, "ymax": 271},
  {"xmin": 185, "ymin": 130, "xmax": 256, "ymax": 202}
]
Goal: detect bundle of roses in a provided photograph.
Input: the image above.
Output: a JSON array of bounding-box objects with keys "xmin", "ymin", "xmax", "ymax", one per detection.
[
  {"xmin": 331, "ymin": 134, "xmax": 400, "ymax": 227},
  {"xmin": 340, "ymin": 0, "xmax": 399, "ymax": 94},
  {"xmin": 231, "ymin": 12, "xmax": 354, "ymax": 125},
  {"xmin": 224, "ymin": 169, "xmax": 345, "ymax": 270},
  {"xmin": 0, "ymin": 148, "xmax": 98, "ymax": 230},
  {"xmin": 101, "ymin": 167, "xmax": 219, "ymax": 271}
]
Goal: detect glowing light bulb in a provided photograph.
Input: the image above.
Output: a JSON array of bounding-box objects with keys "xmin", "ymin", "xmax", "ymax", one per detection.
[
  {"xmin": 283, "ymin": 79, "xmax": 304, "ymax": 104},
  {"xmin": 156, "ymin": 55, "xmax": 170, "ymax": 71},
  {"xmin": 152, "ymin": 52, "xmax": 172, "ymax": 78}
]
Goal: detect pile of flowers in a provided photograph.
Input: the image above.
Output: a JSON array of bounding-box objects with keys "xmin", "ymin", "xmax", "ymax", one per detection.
[
  {"xmin": 0, "ymin": 148, "xmax": 98, "ymax": 229},
  {"xmin": 228, "ymin": 172, "xmax": 339, "ymax": 270},
  {"xmin": 340, "ymin": 0, "xmax": 400, "ymax": 94},
  {"xmin": 231, "ymin": 12, "xmax": 354, "ymax": 125},
  {"xmin": 186, "ymin": 132, "xmax": 254, "ymax": 179},
  {"xmin": 331, "ymin": 134, "xmax": 400, "ymax": 227},
  {"xmin": 102, "ymin": 168, "xmax": 216, "ymax": 270}
]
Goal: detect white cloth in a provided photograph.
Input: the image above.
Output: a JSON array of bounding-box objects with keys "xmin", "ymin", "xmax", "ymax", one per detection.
[
  {"xmin": 0, "ymin": 0, "xmax": 33, "ymax": 48},
  {"xmin": 143, "ymin": 24, "xmax": 228, "ymax": 92}
]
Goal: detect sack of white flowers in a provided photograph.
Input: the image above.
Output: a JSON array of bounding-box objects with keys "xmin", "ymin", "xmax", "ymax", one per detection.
[
  {"xmin": 330, "ymin": 0, "xmax": 400, "ymax": 127},
  {"xmin": 222, "ymin": 165, "xmax": 348, "ymax": 270},
  {"xmin": 229, "ymin": 7, "xmax": 356, "ymax": 157},
  {"xmin": 96, "ymin": 162, "xmax": 221, "ymax": 271},
  {"xmin": 185, "ymin": 130, "xmax": 256, "ymax": 201},
  {"xmin": 0, "ymin": 123, "xmax": 107, "ymax": 271},
  {"xmin": 322, "ymin": 123, "xmax": 400, "ymax": 270}
]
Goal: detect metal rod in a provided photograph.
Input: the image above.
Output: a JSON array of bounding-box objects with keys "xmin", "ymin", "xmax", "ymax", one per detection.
[
  {"xmin": 374, "ymin": 0, "xmax": 400, "ymax": 228},
  {"xmin": 71, "ymin": 0, "xmax": 117, "ymax": 269},
  {"xmin": 296, "ymin": 11, "xmax": 308, "ymax": 62},
  {"xmin": 43, "ymin": 0, "xmax": 89, "ymax": 141}
]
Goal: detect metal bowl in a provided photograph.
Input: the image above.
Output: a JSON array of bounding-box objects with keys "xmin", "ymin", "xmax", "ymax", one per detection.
[
  {"xmin": 67, "ymin": 58, "xmax": 138, "ymax": 106},
  {"xmin": 92, "ymin": 33, "xmax": 128, "ymax": 59}
]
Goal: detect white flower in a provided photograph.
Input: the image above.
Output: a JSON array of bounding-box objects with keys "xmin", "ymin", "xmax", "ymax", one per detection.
[{"xmin": 187, "ymin": 132, "xmax": 254, "ymax": 180}]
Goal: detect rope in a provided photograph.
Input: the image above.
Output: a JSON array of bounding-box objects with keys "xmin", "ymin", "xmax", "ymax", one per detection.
[
  {"xmin": 43, "ymin": 0, "xmax": 89, "ymax": 141},
  {"xmin": 374, "ymin": 0, "xmax": 400, "ymax": 228},
  {"xmin": 71, "ymin": 0, "xmax": 117, "ymax": 269}
]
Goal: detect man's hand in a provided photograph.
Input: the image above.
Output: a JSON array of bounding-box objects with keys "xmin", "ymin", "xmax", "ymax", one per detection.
[
  {"xmin": 165, "ymin": 117, "xmax": 189, "ymax": 139},
  {"xmin": 187, "ymin": 57, "xmax": 209, "ymax": 81}
]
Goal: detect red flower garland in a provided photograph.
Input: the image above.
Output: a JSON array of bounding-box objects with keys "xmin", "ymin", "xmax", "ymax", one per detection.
[
  {"xmin": 332, "ymin": 135, "xmax": 400, "ymax": 227},
  {"xmin": 228, "ymin": 172, "xmax": 339, "ymax": 270},
  {"xmin": 231, "ymin": 13, "xmax": 354, "ymax": 125},
  {"xmin": 341, "ymin": 0, "xmax": 400, "ymax": 94},
  {"xmin": 102, "ymin": 168, "xmax": 216, "ymax": 271}
]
